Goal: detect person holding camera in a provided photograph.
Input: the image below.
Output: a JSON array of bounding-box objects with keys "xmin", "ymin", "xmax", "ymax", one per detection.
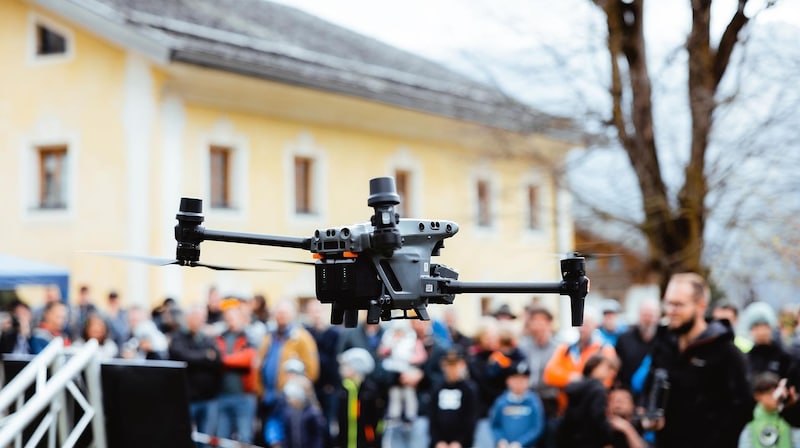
[{"xmin": 643, "ymin": 272, "xmax": 753, "ymax": 448}]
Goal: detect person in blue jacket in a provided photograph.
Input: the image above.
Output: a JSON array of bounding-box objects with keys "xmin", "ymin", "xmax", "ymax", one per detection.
[{"xmin": 489, "ymin": 360, "xmax": 545, "ymax": 448}]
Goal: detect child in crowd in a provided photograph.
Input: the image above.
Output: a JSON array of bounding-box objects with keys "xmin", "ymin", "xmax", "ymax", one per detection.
[
  {"xmin": 281, "ymin": 378, "xmax": 326, "ymax": 448},
  {"xmin": 489, "ymin": 360, "xmax": 545, "ymax": 448},
  {"xmin": 378, "ymin": 320, "xmax": 427, "ymax": 422},
  {"xmin": 430, "ymin": 347, "xmax": 479, "ymax": 448},
  {"xmin": 337, "ymin": 347, "xmax": 385, "ymax": 448},
  {"xmin": 739, "ymin": 372, "xmax": 800, "ymax": 448}
]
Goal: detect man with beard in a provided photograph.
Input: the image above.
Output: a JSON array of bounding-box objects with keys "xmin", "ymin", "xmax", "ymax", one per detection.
[{"xmin": 643, "ymin": 273, "xmax": 753, "ymax": 448}]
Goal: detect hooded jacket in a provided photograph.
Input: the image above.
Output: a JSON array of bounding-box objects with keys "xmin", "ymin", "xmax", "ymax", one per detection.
[
  {"xmin": 647, "ymin": 320, "xmax": 754, "ymax": 448},
  {"xmin": 557, "ymin": 377, "xmax": 615, "ymax": 448}
]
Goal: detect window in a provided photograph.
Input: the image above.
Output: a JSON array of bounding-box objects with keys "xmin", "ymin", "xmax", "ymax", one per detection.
[
  {"xmin": 209, "ymin": 146, "xmax": 231, "ymax": 208},
  {"xmin": 36, "ymin": 24, "xmax": 66, "ymax": 56},
  {"xmin": 37, "ymin": 146, "xmax": 68, "ymax": 209},
  {"xmin": 480, "ymin": 297, "xmax": 493, "ymax": 316},
  {"xmin": 294, "ymin": 156, "xmax": 314, "ymax": 214},
  {"xmin": 477, "ymin": 179, "xmax": 491, "ymax": 227},
  {"xmin": 527, "ymin": 184, "xmax": 541, "ymax": 230},
  {"xmin": 394, "ymin": 169, "xmax": 411, "ymax": 217}
]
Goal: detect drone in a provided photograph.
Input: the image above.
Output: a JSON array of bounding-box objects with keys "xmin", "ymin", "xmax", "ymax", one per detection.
[{"xmin": 172, "ymin": 176, "xmax": 590, "ymax": 328}]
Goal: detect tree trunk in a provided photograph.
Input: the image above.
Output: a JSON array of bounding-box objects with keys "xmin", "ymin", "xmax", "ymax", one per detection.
[{"xmin": 595, "ymin": 0, "xmax": 750, "ymax": 287}]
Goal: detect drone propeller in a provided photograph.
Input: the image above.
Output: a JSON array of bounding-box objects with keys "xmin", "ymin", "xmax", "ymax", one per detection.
[
  {"xmin": 261, "ymin": 257, "xmax": 316, "ymax": 266},
  {"xmin": 567, "ymin": 251, "xmax": 622, "ymax": 259},
  {"xmin": 80, "ymin": 251, "xmax": 277, "ymax": 272}
]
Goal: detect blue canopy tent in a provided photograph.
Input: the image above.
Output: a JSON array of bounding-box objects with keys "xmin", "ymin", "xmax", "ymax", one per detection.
[{"xmin": 0, "ymin": 254, "xmax": 69, "ymax": 301}]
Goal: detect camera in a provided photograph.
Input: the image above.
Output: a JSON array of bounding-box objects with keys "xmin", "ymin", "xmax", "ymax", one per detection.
[{"xmin": 644, "ymin": 368, "xmax": 670, "ymax": 420}]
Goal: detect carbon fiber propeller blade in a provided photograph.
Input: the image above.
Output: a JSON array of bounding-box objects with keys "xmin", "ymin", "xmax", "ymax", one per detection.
[{"xmin": 81, "ymin": 251, "xmax": 277, "ymax": 271}]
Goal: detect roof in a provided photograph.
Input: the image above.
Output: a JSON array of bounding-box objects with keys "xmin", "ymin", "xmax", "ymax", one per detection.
[
  {"xmin": 0, "ymin": 254, "xmax": 70, "ymax": 300},
  {"xmin": 52, "ymin": 0, "xmax": 580, "ymax": 140}
]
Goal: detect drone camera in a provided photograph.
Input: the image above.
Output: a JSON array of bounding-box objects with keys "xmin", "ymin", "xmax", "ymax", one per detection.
[{"xmin": 368, "ymin": 176, "xmax": 402, "ymax": 256}]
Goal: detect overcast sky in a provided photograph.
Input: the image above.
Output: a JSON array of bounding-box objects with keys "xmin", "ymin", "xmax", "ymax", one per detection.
[{"xmin": 271, "ymin": 0, "xmax": 800, "ymax": 61}]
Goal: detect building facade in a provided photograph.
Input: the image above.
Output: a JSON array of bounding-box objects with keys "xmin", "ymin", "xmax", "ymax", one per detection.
[{"xmin": 1, "ymin": 0, "xmax": 582, "ymax": 330}]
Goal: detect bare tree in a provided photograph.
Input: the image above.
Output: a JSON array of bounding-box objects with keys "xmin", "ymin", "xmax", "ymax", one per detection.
[
  {"xmin": 589, "ymin": 0, "xmax": 757, "ymax": 281},
  {"xmin": 448, "ymin": 0, "xmax": 799, "ymax": 298}
]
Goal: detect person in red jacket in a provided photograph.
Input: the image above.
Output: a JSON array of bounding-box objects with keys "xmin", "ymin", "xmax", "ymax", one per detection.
[{"xmin": 215, "ymin": 299, "xmax": 257, "ymax": 443}]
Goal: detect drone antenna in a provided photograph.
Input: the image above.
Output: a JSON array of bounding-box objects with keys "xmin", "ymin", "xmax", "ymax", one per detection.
[{"xmin": 368, "ymin": 177, "xmax": 402, "ymax": 256}]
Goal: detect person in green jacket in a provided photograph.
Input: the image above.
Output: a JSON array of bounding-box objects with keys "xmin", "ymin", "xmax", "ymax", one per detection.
[{"xmin": 739, "ymin": 372, "xmax": 800, "ymax": 448}]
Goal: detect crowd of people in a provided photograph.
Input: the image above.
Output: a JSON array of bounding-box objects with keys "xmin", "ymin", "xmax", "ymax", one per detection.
[{"xmin": 2, "ymin": 273, "xmax": 800, "ymax": 448}]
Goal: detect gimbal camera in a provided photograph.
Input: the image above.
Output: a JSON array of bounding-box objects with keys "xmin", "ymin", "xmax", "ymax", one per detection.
[{"xmin": 174, "ymin": 177, "xmax": 590, "ymax": 328}]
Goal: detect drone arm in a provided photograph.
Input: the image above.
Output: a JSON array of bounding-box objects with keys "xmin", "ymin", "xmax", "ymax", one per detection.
[
  {"xmin": 442, "ymin": 281, "xmax": 562, "ymax": 294},
  {"xmin": 201, "ymin": 228, "xmax": 311, "ymax": 249}
]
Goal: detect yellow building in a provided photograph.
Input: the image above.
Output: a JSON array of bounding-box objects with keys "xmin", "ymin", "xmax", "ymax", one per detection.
[{"xmin": 1, "ymin": 0, "xmax": 583, "ymax": 331}]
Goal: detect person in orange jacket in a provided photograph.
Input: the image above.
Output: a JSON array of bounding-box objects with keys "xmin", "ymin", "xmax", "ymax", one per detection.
[{"xmin": 543, "ymin": 306, "xmax": 616, "ymax": 415}]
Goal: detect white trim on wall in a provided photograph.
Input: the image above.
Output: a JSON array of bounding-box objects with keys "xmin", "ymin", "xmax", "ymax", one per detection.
[
  {"xmin": 19, "ymin": 116, "xmax": 79, "ymax": 223},
  {"xmin": 521, "ymin": 168, "xmax": 552, "ymax": 240},
  {"xmin": 386, "ymin": 146, "xmax": 423, "ymax": 218},
  {"xmin": 27, "ymin": 11, "xmax": 75, "ymax": 66},
  {"xmin": 199, "ymin": 119, "xmax": 250, "ymax": 222},
  {"xmin": 469, "ymin": 161, "xmax": 500, "ymax": 238},
  {"xmin": 283, "ymin": 131, "xmax": 328, "ymax": 225},
  {"xmin": 159, "ymin": 94, "xmax": 185, "ymax": 300},
  {"xmin": 123, "ymin": 52, "xmax": 155, "ymax": 307}
]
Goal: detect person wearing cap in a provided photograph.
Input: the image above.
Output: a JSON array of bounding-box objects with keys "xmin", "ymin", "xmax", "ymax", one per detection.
[
  {"xmin": 430, "ymin": 347, "xmax": 478, "ymax": 448},
  {"xmin": 493, "ymin": 303, "xmax": 518, "ymax": 321},
  {"xmin": 488, "ymin": 360, "xmax": 545, "ymax": 448},
  {"xmin": 595, "ymin": 299, "xmax": 626, "ymax": 347},
  {"xmin": 336, "ymin": 347, "xmax": 385, "ymax": 448}
]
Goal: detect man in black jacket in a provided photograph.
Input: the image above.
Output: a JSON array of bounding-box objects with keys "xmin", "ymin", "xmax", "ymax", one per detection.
[
  {"xmin": 615, "ymin": 299, "xmax": 659, "ymax": 401},
  {"xmin": 644, "ymin": 273, "xmax": 753, "ymax": 448},
  {"xmin": 169, "ymin": 305, "xmax": 223, "ymax": 437}
]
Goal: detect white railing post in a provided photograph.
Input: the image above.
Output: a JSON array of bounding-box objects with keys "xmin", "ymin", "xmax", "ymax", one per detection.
[
  {"xmin": 83, "ymin": 348, "xmax": 107, "ymax": 448},
  {"xmin": 0, "ymin": 338, "xmax": 107, "ymax": 448}
]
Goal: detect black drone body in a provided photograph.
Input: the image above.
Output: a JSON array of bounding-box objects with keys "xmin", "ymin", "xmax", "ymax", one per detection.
[{"xmin": 174, "ymin": 177, "xmax": 589, "ymax": 328}]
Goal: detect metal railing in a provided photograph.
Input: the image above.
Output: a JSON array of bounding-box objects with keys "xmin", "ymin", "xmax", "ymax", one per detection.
[{"xmin": 0, "ymin": 337, "xmax": 107, "ymax": 448}]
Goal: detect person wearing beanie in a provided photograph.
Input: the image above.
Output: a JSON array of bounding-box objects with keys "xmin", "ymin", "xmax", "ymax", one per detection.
[
  {"xmin": 336, "ymin": 347, "xmax": 386, "ymax": 448},
  {"xmin": 281, "ymin": 378, "xmax": 326, "ymax": 448},
  {"xmin": 744, "ymin": 302, "xmax": 795, "ymax": 379}
]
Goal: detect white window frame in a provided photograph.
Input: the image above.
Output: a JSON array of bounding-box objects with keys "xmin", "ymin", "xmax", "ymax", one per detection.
[
  {"xmin": 522, "ymin": 169, "xmax": 552, "ymax": 240},
  {"xmin": 284, "ymin": 132, "xmax": 327, "ymax": 225},
  {"xmin": 200, "ymin": 121, "xmax": 249, "ymax": 221},
  {"xmin": 21, "ymin": 134, "xmax": 79, "ymax": 222},
  {"xmin": 470, "ymin": 165, "xmax": 499, "ymax": 237},
  {"xmin": 27, "ymin": 12, "xmax": 75, "ymax": 65},
  {"xmin": 386, "ymin": 147, "xmax": 423, "ymax": 219}
]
